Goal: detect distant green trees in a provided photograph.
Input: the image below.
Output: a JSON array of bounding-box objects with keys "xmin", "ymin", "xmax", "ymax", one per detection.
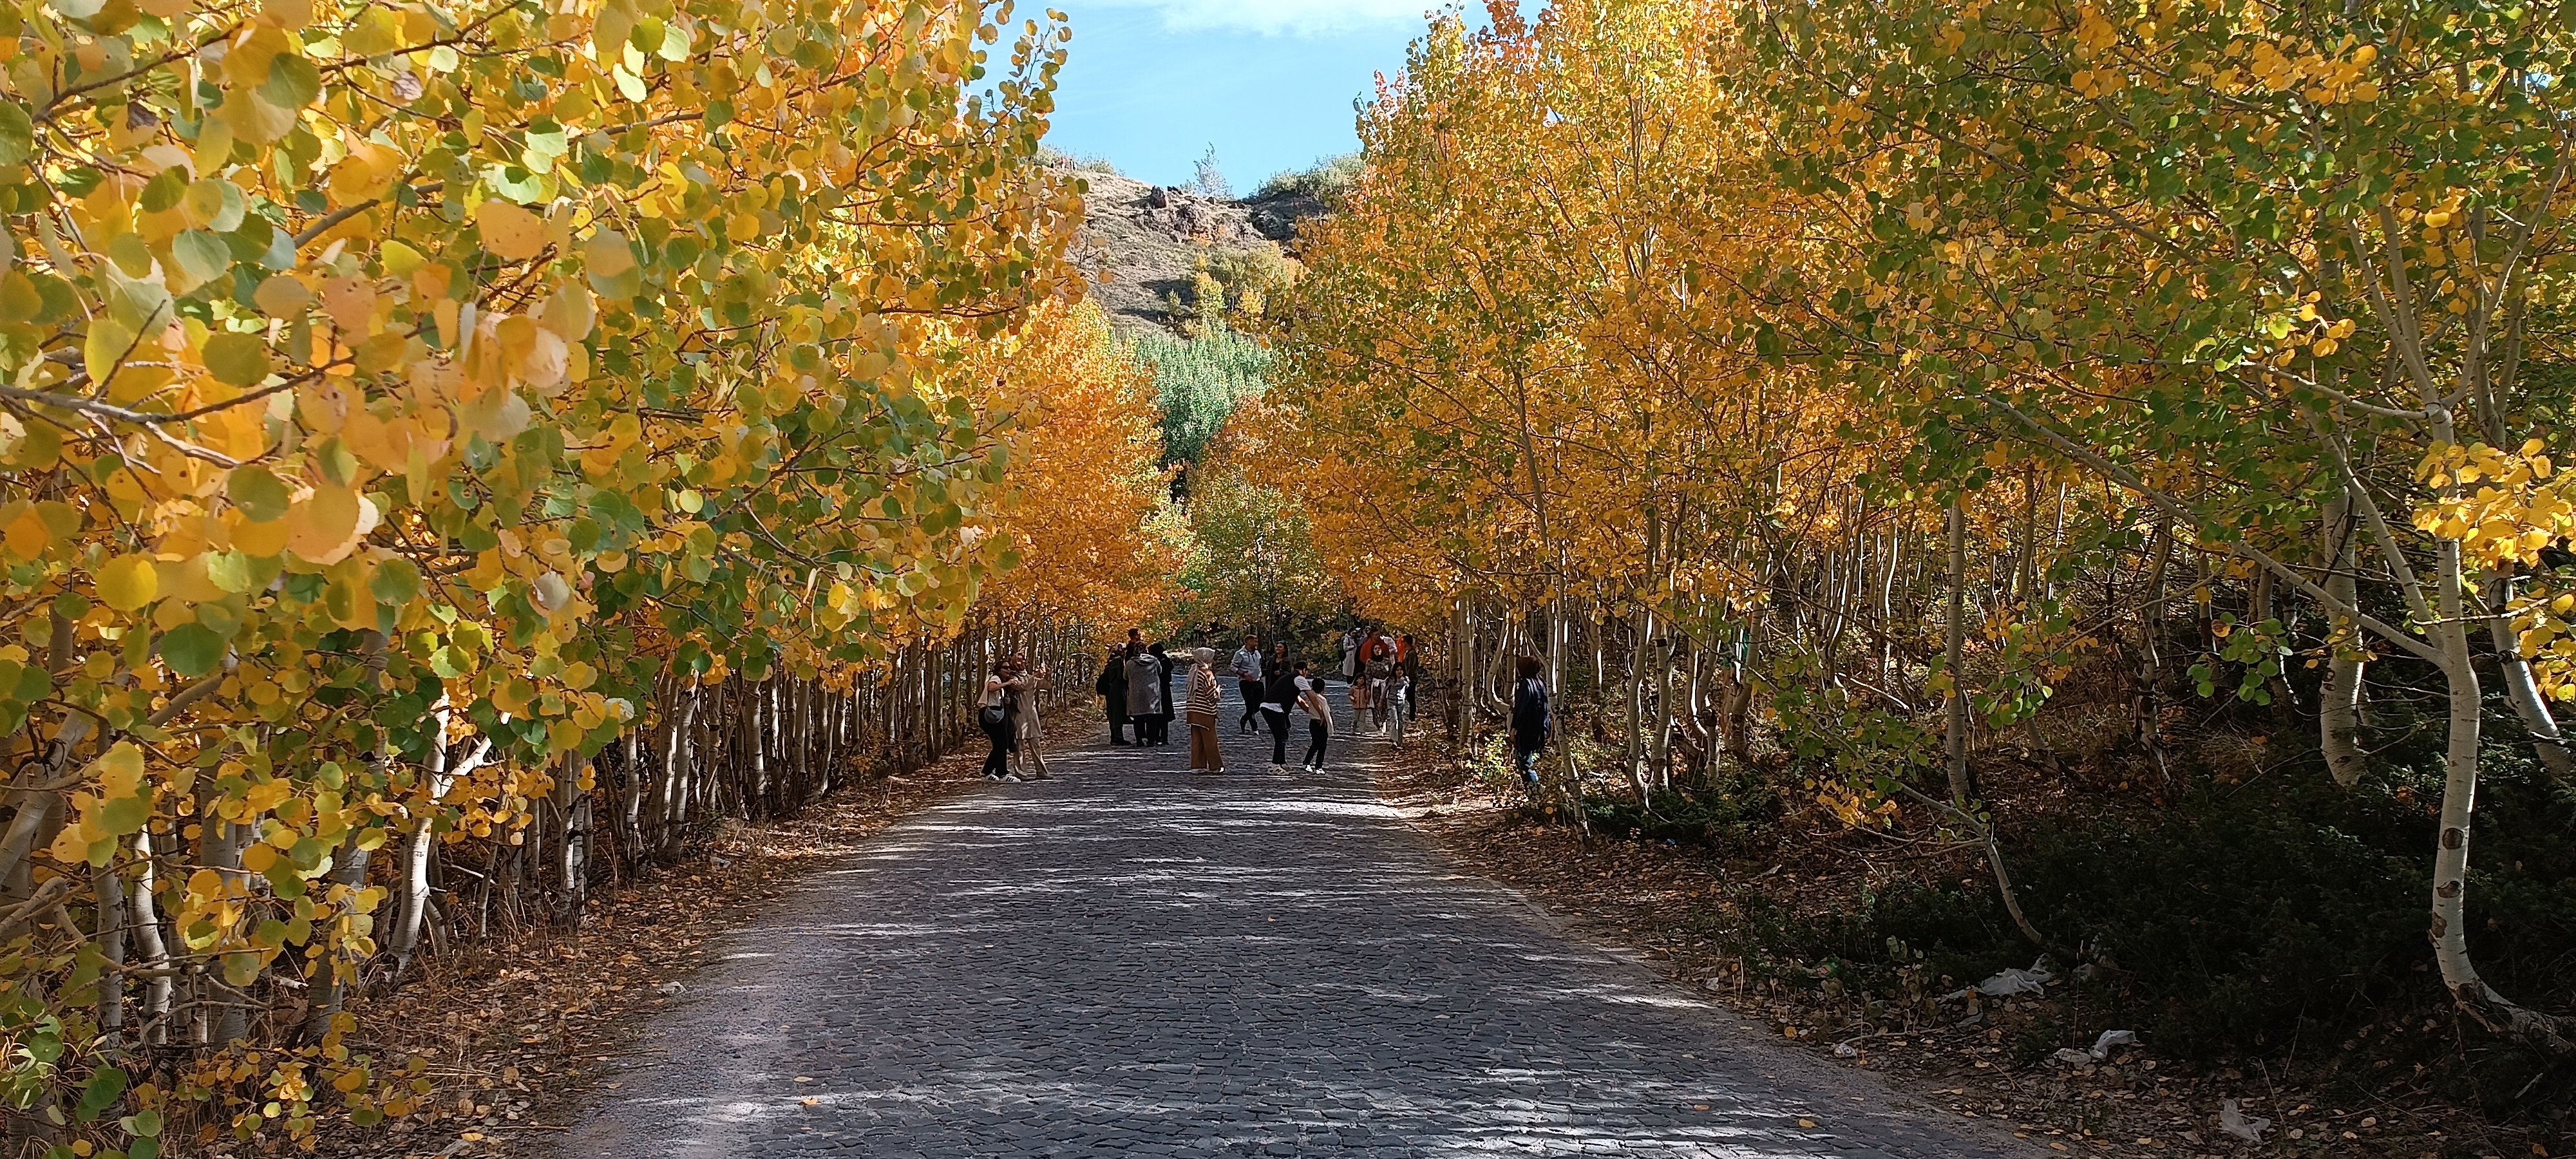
[
  {"xmin": 1169, "ymin": 462, "xmax": 1341, "ymax": 637},
  {"xmin": 1126, "ymin": 325, "xmax": 1269, "ymax": 467}
]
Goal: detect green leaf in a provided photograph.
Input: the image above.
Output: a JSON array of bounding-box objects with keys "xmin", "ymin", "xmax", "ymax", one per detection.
[
  {"xmin": 226, "ymin": 466, "xmax": 292, "ymax": 522},
  {"xmin": 138, "ymin": 168, "xmax": 187, "ymax": 213},
  {"xmin": 370, "ymin": 556, "xmax": 422, "ymax": 603},
  {"xmin": 202, "ymin": 332, "xmax": 272, "ymax": 387},
  {"xmin": 158, "ymin": 623, "xmax": 224, "ymax": 678},
  {"xmin": 261, "ymin": 54, "xmax": 323, "ymax": 110},
  {"xmin": 74, "ymin": 1066, "xmax": 126, "ymax": 1124},
  {"xmin": 170, "ymin": 230, "xmax": 232, "ymax": 286},
  {"xmin": 0, "ymin": 103, "xmax": 28, "ymax": 169},
  {"xmin": 97, "ymin": 794, "xmax": 149, "ymax": 838},
  {"xmin": 205, "ymin": 551, "xmax": 259, "ymax": 593}
]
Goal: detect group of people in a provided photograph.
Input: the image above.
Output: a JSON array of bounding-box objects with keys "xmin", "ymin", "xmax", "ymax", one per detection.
[
  {"xmin": 1336, "ymin": 627, "xmax": 1418, "ymax": 741},
  {"xmin": 979, "ymin": 623, "xmax": 1491, "ymax": 788},
  {"xmin": 1095, "ymin": 628, "xmax": 1340, "ymax": 775}
]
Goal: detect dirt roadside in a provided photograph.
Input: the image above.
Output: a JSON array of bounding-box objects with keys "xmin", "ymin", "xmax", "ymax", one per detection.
[{"xmin": 290, "ymin": 714, "xmax": 1097, "ymax": 1159}]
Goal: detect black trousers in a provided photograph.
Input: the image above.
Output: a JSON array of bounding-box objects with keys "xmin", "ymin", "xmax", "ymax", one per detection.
[
  {"xmin": 1239, "ymin": 679, "xmax": 1264, "ymax": 731},
  {"xmin": 1104, "ymin": 696, "xmax": 1128, "ymax": 743},
  {"xmin": 981, "ymin": 707, "xmax": 1015, "ymax": 777},
  {"xmin": 1303, "ymin": 721, "xmax": 1329, "ymax": 769},
  {"xmin": 1263, "ymin": 708, "xmax": 1291, "ymax": 764}
]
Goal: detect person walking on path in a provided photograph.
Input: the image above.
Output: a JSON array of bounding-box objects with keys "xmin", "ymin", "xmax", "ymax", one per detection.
[
  {"xmin": 1259, "ymin": 659, "xmax": 1295, "ymax": 773},
  {"xmin": 1295, "ymin": 664, "xmax": 1333, "ymax": 773},
  {"xmin": 1096, "ymin": 646, "xmax": 1130, "ymax": 745},
  {"xmin": 1364, "ymin": 637, "xmax": 1397, "ymax": 736},
  {"xmin": 1149, "ymin": 642, "xmax": 1179, "ymax": 746},
  {"xmin": 1185, "ymin": 647, "xmax": 1226, "ymax": 772},
  {"xmin": 1230, "ymin": 634, "xmax": 1266, "ymax": 735},
  {"xmin": 978, "ymin": 660, "xmax": 1026, "ymax": 782},
  {"xmin": 1124, "ymin": 643, "xmax": 1164, "ymax": 748},
  {"xmin": 1339, "ymin": 626, "xmax": 1361, "ymax": 683},
  {"xmin": 1009, "ymin": 653, "xmax": 1050, "ymax": 780},
  {"xmin": 1511, "ymin": 654, "xmax": 1551, "ymax": 796}
]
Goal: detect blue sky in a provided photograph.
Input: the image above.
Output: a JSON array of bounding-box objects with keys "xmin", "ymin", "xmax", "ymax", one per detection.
[{"xmin": 1041, "ymin": 0, "xmax": 1444, "ymax": 191}]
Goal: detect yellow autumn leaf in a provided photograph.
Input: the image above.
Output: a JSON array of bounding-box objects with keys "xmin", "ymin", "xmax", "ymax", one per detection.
[
  {"xmin": 254, "ymin": 275, "xmax": 314, "ymax": 317},
  {"xmin": 477, "ymin": 200, "xmax": 549, "ymax": 260},
  {"xmin": 96, "ymin": 554, "xmax": 160, "ymax": 610},
  {"xmin": 95, "ymin": 742, "xmax": 146, "ymax": 797},
  {"xmin": 583, "ymin": 230, "xmax": 636, "ymax": 276},
  {"xmin": 283, "ymin": 485, "xmax": 375, "ymax": 564}
]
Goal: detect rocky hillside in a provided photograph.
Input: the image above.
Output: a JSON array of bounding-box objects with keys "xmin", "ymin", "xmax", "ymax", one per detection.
[{"xmin": 1066, "ymin": 169, "xmax": 1329, "ymax": 334}]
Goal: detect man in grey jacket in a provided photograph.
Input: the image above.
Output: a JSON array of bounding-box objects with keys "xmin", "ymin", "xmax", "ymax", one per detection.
[
  {"xmin": 1229, "ymin": 634, "xmax": 1265, "ymax": 735},
  {"xmin": 1124, "ymin": 643, "xmax": 1166, "ymax": 747}
]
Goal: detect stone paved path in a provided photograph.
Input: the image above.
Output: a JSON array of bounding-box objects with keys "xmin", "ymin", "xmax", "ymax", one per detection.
[{"xmin": 556, "ymin": 679, "xmax": 2036, "ymax": 1158}]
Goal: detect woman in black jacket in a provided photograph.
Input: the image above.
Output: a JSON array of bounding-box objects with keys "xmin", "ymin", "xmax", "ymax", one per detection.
[{"xmin": 1096, "ymin": 648, "xmax": 1131, "ymax": 744}]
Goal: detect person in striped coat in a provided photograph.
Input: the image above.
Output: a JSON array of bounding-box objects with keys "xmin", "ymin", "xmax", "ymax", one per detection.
[{"xmin": 1185, "ymin": 647, "xmax": 1225, "ymax": 773}]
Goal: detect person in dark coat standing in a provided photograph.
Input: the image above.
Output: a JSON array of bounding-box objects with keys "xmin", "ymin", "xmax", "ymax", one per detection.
[
  {"xmin": 1511, "ymin": 655, "xmax": 1551, "ymax": 796},
  {"xmin": 1097, "ymin": 646, "xmax": 1131, "ymax": 745},
  {"xmin": 1148, "ymin": 642, "xmax": 1179, "ymax": 746}
]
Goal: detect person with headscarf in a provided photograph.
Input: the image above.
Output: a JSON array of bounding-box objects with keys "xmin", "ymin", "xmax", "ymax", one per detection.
[
  {"xmin": 1185, "ymin": 646, "xmax": 1225, "ymax": 772},
  {"xmin": 1364, "ymin": 636, "xmax": 1397, "ymax": 735}
]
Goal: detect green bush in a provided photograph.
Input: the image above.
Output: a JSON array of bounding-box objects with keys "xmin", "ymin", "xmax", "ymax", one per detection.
[
  {"xmin": 1587, "ymin": 775, "xmax": 1779, "ymax": 850},
  {"xmin": 1036, "ymin": 146, "xmax": 1124, "ymax": 177},
  {"xmin": 1737, "ymin": 743, "xmax": 2576, "ymax": 1078},
  {"xmin": 1255, "ymin": 153, "xmax": 1361, "ymax": 203}
]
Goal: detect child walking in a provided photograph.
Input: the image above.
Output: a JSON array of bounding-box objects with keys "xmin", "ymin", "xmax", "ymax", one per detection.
[{"xmin": 1295, "ymin": 665, "xmax": 1333, "ymax": 774}]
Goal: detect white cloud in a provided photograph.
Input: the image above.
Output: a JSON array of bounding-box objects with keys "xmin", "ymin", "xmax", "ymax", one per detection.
[{"xmin": 1092, "ymin": 0, "xmax": 1437, "ymax": 36}]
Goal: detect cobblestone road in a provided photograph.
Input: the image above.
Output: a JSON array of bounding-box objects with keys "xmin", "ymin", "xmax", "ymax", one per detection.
[{"xmin": 556, "ymin": 681, "xmax": 2036, "ymax": 1158}]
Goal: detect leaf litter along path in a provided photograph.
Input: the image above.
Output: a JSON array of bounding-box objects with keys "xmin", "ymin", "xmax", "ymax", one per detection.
[{"xmin": 552, "ymin": 682, "xmax": 2044, "ymax": 1158}]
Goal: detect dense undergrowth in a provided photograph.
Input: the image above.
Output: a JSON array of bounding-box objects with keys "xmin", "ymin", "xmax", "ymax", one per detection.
[{"xmin": 1459, "ymin": 699, "xmax": 2576, "ymax": 1130}]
